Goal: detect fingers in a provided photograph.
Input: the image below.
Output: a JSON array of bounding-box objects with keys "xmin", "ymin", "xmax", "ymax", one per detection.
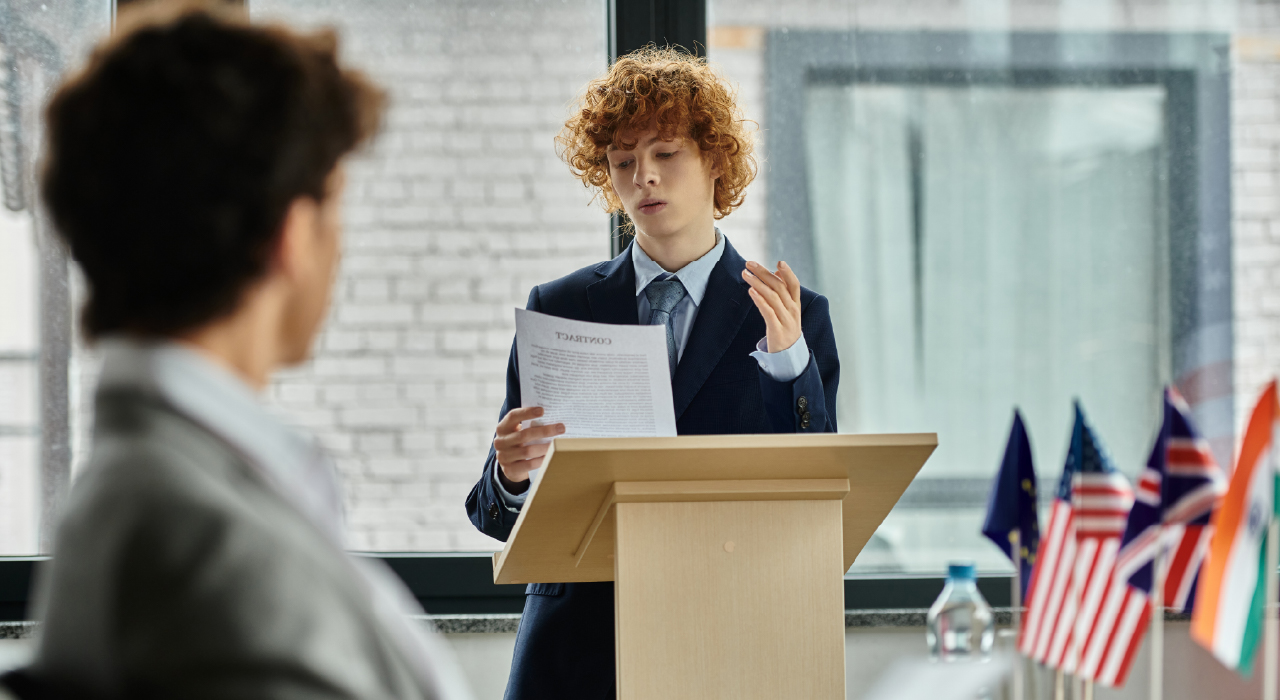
[
  {"xmin": 743, "ymin": 260, "xmax": 804, "ymax": 353},
  {"xmin": 778, "ymin": 261, "xmax": 802, "ymax": 304},
  {"xmin": 494, "ymin": 421, "xmax": 565, "ymax": 449},
  {"xmin": 498, "ymin": 454, "xmax": 545, "ymax": 484},
  {"xmin": 743, "ymin": 261, "xmax": 790, "ymax": 298},
  {"xmin": 494, "ymin": 417, "xmax": 564, "ymax": 479},
  {"xmin": 743, "ymin": 261, "xmax": 802, "ymax": 311},
  {"xmin": 494, "ymin": 412, "xmax": 564, "ymax": 471},
  {"xmin": 513, "ymin": 423, "xmax": 565, "ymax": 443},
  {"xmin": 497, "ymin": 406, "xmax": 545, "ymax": 437},
  {"xmin": 741, "ymin": 266, "xmax": 790, "ymax": 316},
  {"xmin": 748, "ymin": 287, "xmax": 782, "ymax": 327},
  {"xmin": 499, "ymin": 440, "xmax": 552, "ymax": 463}
]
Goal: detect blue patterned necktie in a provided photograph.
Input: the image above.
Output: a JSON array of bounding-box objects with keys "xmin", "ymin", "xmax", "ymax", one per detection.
[{"xmin": 645, "ymin": 277, "xmax": 687, "ymax": 378}]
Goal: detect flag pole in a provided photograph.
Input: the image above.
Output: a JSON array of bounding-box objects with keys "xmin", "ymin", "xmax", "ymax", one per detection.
[
  {"xmin": 1072, "ymin": 564, "xmax": 1084, "ymax": 700},
  {"xmin": 1151, "ymin": 546, "xmax": 1165, "ymax": 700},
  {"xmin": 1054, "ymin": 669, "xmax": 1064, "ymax": 700},
  {"xmin": 1071, "ymin": 490, "xmax": 1084, "ymax": 700},
  {"xmin": 1264, "ymin": 518, "xmax": 1278, "ymax": 700},
  {"xmin": 1012, "ymin": 530, "xmax": 1024, "ymax": 700}
]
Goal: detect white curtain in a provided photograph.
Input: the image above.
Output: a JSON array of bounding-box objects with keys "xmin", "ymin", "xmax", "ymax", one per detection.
[{"xmin": 805, "ymin": 84, "xmax": 1170, "ymax": 479}]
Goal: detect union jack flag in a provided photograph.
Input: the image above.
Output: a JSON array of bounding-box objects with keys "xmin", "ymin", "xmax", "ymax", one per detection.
[
  {"xmin": 1121, "ymin": 387, "xmax": 1226, "ymax": 610},
  {"xmin": 1019, "ymin": 403, "xmax": 1134, "ymax": 681},
  {"xmin": 1072, "ymin": 388, "xmax": 1227, "ymax": 685}
]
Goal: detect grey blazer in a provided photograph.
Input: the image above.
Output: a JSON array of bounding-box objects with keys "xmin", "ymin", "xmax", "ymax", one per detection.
[{"xmin": 30, "ymin": 388, "xmax": 445, "ymax": 700}]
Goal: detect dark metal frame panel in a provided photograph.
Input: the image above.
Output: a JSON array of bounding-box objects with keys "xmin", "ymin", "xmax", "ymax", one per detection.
[
  {"xmin": 606, "ymin": 0, "xmax": 708, "ymax": 258},
  {"xmin": 0, "ymin": 555, "xmax": 1010, "ymax": 621}
]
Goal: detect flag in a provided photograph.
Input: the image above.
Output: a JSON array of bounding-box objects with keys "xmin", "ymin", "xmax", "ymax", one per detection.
[
  {"xmin": 1018, "ymin": 402, "xmax": 1133, "ymax": 678},
  {"xmin": 982, "ymin": 409, "xmax": 1040, "ymax": 598},
  {"xmin": 1072, "ymin": 387, "xmax": 1227, "ymax": 686},
  {"xmin": 1119, "ymin": 387, "xmax": 1226, "ymax": 610},
  {"xmin": 1191, "ymin": 380, "xmax": 1280, "ymax": 675}
]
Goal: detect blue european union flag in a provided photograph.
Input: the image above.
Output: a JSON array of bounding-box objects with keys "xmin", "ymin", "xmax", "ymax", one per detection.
[{"xmin": 982, "ymin": 409, "xmax": 1041, "ymax": 597}]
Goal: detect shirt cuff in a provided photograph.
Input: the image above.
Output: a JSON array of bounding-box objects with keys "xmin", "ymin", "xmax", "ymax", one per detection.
[
  {"xmin": 491, "ymin": 455, "xmax": 527, "ymax": 511},
  {"xmin": 750, "ymin": 334, "xmax": 810, "ymax": 382}
]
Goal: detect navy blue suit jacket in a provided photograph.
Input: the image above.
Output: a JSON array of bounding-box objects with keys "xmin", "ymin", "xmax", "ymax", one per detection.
[{"xmin": 464, "ymin": 238, "xmax": 840, "ymax": 700}]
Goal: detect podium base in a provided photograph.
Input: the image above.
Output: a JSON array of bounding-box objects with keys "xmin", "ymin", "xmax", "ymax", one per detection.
[{"xmin": 614, "ymin": 499, "xmax": 846, "ymax": 700}]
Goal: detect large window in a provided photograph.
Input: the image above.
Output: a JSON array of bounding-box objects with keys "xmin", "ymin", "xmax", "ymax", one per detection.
[
  {"xmin": 0, "ymin": 209, "xmax": 37, "ymax": 554},
  {"xmin": 3, "ymin": 0, "xmax": 1276, "ymax": 586},
  {"xmin": 813, "ymin": 79, "xmax": 1178, "ymax": 571},
  {"xmin": 0, "ymin": 0, "xmax": 112, "ymax": 555},
  {"xmin": 707, "ymin": 4, "xmax": 1244, "ymax": 575}
]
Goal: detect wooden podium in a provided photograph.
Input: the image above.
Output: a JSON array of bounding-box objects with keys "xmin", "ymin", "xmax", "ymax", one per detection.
[{"xmin": 492, "ymin": 433, "xmax": 936, "ymax": 700}]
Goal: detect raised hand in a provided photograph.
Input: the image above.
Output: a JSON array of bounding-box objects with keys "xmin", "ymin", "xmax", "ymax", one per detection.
[{"xmin": 741, "ymin": 260, "xmax": 802, "ymax": 353}]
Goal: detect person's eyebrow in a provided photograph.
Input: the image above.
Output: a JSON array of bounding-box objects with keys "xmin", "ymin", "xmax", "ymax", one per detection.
[{"xmin": 607, "ymin": 134, "xmax": 675, "ymax": 151}]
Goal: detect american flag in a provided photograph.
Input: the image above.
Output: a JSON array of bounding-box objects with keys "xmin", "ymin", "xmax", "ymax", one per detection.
[
  {"xmin": 1073, "ymin": 388, "xmax": 1227, "ymax": 686},
  {"xmin": 1019, "ymin": 403, "xmax": 1134, "ymax": 679}
]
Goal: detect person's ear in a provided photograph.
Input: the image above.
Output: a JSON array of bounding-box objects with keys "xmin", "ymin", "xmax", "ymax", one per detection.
[
  {"xmin": 272, "ymin": 196, "xmax": 321, "ymax": 282},
  {"xmin": 706, "ymin": 151, "xmax": 722, "ymax": 181}
]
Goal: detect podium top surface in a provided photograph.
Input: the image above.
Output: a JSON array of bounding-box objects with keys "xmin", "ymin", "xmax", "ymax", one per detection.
[{"xmin": 492, "ymin": 433, "xmax": 937, "ymax": 585}]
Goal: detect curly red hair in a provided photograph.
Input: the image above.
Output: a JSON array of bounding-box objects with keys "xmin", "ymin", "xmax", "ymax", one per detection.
[{"xmin": 556, "ymin": 47, "xmax": 757, "ymax": 220}]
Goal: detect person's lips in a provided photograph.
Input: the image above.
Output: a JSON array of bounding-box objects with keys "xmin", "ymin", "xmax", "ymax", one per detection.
[{"xmin": 638, "ymin": 198, "xmax": 667, "ymax": 215}]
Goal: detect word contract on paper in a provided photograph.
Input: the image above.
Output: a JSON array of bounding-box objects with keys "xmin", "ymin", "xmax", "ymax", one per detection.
[{"xmin": 514, "ymin": 308, "xmax": 677, "ymax": 440}]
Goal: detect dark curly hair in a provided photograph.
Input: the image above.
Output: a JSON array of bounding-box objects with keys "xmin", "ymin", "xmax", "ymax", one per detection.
[
  {"xmin": 42, "ymin": 1, "xmax": 385, "ymax": 340},
  {"xmin": 556, "ymin": 46, "xmax": 757, "ymax": 219}
]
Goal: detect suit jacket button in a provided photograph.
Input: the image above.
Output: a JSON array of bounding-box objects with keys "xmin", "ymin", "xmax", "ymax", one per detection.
[
  {"xmin": 800, "ymin": 413, "xmax": 811, "ymax": 430},
  {"xmin": 488, "ymin": 503, "xmax": 501, "ymax": 521},
  {"xmin": 797, "ymin": 396, "xmax": 809, "ymax": 411}
]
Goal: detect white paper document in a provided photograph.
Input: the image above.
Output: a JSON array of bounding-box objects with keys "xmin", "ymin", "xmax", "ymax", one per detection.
[{"xmin": 514, "ymin": 308, "xmax": 677, "ymax": 439}]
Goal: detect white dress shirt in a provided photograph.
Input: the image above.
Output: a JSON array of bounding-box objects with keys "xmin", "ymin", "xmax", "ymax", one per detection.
[
  {"xmin": 96, "ymin": 338, "xmax": 475, "ymax": 700},
  {"xmin": 493, "ymin": 230, "xmax": 811, "ymax": 507}
]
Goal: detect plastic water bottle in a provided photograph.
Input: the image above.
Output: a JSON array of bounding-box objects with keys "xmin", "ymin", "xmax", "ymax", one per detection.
[{"xmin": 926, "ymin": 562, "xmax": 994, "ymax": 663}]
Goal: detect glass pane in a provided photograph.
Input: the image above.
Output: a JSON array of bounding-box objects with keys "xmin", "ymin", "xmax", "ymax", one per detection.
[
  {"xmin": 0, "ymin": 0, "xmax": 112, "ymax": 554},
  {"xmin": 807, "ymin": 83, "xmax": 1169, "ymax": 476},
  {"xmin": 707, "ymin": 0, "xmax": 1259, "ymax": 574},
  {"xmin": 248, "ymin": 0, "xmax": 607, "ymax": 551}
]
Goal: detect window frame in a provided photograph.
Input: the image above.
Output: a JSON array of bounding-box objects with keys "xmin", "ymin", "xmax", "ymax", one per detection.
[{"xmin": 0, "ymin": 554, "xmax": 1015, "ymax": 620}]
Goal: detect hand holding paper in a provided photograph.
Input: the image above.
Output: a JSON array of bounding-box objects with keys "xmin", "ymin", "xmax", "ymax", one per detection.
[{"xmin": 493, "ymin": 406, "xmax": 564, "ymax": 487}]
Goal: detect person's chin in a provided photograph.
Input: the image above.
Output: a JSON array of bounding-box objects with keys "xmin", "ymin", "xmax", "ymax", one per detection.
[
  {"xmin": 633, "ymin": 213, "xmax": 681, "ymax": 239},
  {"xmin": 279, "ymin": 341, "xmax": 313, "ymax": 368}
]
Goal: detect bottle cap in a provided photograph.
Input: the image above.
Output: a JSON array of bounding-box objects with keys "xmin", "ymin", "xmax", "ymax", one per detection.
[{"xmin": 947, "ymin": 562, "xmax": 977, "ymax": 581}]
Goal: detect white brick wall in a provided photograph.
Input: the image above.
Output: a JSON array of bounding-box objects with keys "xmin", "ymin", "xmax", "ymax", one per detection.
[
  {"xmin": 1232, "ymin": 44, "xmax": 1280, "ymax": 433},
  {"xmin": 249, "ymin": 0, "xmax": 608, "ymax": 551}
]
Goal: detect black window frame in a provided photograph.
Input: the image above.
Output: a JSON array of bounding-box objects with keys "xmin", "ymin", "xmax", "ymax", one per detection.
[
  {"xmin": 606, "ymin": 0, "xmax": 708, "ymax": 258},
  {"xmin": 0, "ymin": 554, "xmax": 1012, "ymax": 621}
]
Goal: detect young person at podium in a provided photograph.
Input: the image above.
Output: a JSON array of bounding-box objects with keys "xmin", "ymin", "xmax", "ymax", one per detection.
[{"xmin": 464, "ymin": 47, "xmax": 840, "ymax": 700}]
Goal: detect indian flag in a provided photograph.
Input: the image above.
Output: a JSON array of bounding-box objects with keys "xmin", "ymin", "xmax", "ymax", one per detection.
[{"xmin": 1190, "ymin": 380, "xmax": 1279, "ymax": 675}]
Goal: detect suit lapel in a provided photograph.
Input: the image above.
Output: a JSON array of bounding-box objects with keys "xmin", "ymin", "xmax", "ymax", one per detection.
[
  {"xmin": 586, "ymin": 243, "xmax": 640, "ymax": 326},
  {"xmin": 671, "ymin": 239, "xmax": 752, "ymax": 420}
]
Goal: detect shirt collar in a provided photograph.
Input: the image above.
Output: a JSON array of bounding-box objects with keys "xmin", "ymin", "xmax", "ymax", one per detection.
[
  {"xmin": 632, "ymin": 228, "xmax": 726, "ymax": 306},
  {"xmin": 96, "ymin": 336, "xmax": 345, "ymax": 543}
]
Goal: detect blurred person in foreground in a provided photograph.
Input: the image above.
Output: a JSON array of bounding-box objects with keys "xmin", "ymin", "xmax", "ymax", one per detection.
[{"xmin": 21, "ymin": 3, "xmax": 472, "ymax": 699}]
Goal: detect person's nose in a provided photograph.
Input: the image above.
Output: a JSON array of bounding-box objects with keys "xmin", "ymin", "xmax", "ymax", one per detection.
[{"xmin": 633, "ymin": 155, "xmax": 659, "ymax": 188}]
